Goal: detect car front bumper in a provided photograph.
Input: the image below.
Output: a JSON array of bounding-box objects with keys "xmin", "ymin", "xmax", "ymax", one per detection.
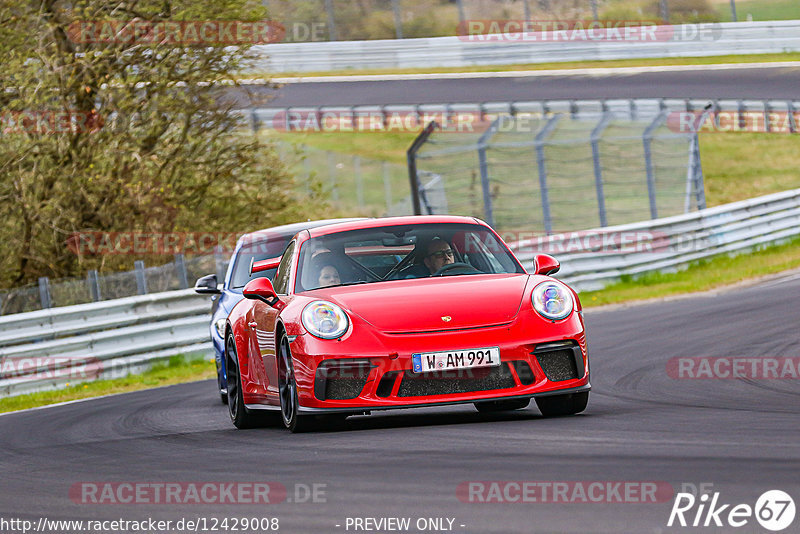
[{"xmin": 287, "ymin": 314, "xmax": 590, "ymax": 412}]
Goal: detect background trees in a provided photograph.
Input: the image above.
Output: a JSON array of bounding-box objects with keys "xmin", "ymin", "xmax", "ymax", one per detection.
[{"xmin": 0, "ymin": 0, "xmax": 325, "ymax": 288}]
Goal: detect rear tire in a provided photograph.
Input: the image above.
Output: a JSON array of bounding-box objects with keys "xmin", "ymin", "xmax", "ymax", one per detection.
[
  {"xmin": 535, "ymin": 391, "xmax": 589, "ymax": 417},
  {"xmin": 226, "ymin": 334, "xmax": 273, "ymax": 429},
  {"xmin": 474, "ymin": 398, "xmax": 530, "ymax": 412},
  {"xmin": 216, "ymin": 357, "xmax": 228, "ymax": 405}
]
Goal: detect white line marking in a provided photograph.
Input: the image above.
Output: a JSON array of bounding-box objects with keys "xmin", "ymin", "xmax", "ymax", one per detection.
[
  {"xmin": 252, "ymin": 61, "xmax": 800, "ymax": 84},
  {"xmin": 0, "ymin": 379, "xmax": 211, "ymax": 417},
  {"xmin": 755, "ymin": 271, "xmax": 800, "ymax": 288},
  {"xmin": 586, "ymin": 266, "xmax": 800, "ymax": 313}
]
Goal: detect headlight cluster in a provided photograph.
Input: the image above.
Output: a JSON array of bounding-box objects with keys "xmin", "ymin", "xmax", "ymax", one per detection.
[
  {"xmin": 214, "ymin": 318, "xmax": 227, "ymax": 338},
  {"xmin": 532, "ymin": 281, "xmax": 574, "ymax": 321},
  {"xmin": 302, "ymin": 301, "xmax": 350, "ymax": 339}
]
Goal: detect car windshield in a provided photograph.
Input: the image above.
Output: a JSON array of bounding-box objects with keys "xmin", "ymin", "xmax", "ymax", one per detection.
[
  {"xmin": 230, "ymin": 235, "xmax": 293, "ymax": 289},
  {"xmin": 295, "ymin": 222, "xmax": 525, "ymax": 292}
]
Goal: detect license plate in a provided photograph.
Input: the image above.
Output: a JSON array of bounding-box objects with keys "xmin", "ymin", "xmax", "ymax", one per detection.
[{"xmin": 412, "ymin": 347, "xmax": 501, "ymax": 373}]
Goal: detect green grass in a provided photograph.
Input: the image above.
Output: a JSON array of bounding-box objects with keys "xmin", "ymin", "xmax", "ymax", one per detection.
[
  {"xmin": 0, "ymin": 355, "xmax": 215, "ymax": 414},
  {"xmin": 256, "ymin": 52, "xmax": 800, "ymax": 78},
  {"xmin": 270, "ymin": 131, "xmax": 417, "ymax": 166},
  {"xmin": 716, "ymin": 0, "xmax": 800, "ymax": 22},
  {"xmin": 700, "ymin": 133, "xmax": 800, "ymax": 206},
  {"xmin": 580, "ymin": 235, "xmax": 800, "ymax": 307}
]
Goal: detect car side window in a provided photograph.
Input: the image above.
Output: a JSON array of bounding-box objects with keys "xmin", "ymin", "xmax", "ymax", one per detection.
[{"xmin": 273, "ymin": 241, "xmax": 296, "ymax": 295}]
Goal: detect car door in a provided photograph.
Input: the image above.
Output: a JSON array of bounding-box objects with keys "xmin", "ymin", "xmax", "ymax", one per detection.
[
  {"xmin": 252, "ymin": 301, "xmax": 279, "ymax": 397},
  {"xmin": 254, "ymin": 240, "xmax": 297, "ymax": 401}
]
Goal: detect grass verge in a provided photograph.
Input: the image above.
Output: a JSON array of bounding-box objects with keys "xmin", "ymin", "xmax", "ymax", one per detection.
[
  {"xmin": 580, "ymin": 235, "xmax": 800, "ymax": 308},
  {"xmin": 270, "ymin": 131, "xmax": 417, "ymax": 166},
  {"xmin": 699, "ymin": 133, "xmax": 800, "ymax": 206},
  {"xmin": 716, "ymin": 0, "xmax": 800, "ymax": 22},
  {"xmin": 254, "ymin": 52, "xmax": 800, "ymax": 78},
  {"xmin": 0, "ymin": 355, "xmax": 215, "ymax": 414}
]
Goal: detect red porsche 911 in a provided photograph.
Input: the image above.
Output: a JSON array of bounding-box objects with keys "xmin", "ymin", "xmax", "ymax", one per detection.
[{"xmin": 225, "ymin": 216, "xmax": 590, "ymax": 432}]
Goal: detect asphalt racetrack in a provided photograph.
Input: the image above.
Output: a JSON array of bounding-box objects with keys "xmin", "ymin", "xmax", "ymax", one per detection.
[
  {"xmin": 248, "ymin": 65, "xmax": 800, "ymax": 108},
  {"xmin": 2, "ymin": 271, "xmax": 799, "ymax": 533}
]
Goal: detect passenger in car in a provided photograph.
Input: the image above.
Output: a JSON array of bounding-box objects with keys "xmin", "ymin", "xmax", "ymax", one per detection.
[
  {"xmin": 310, "ymin": 252, "xmax": 342, "ymax": 288},
  {"xmin": 318, "ymin": 264, "xmax": 341, "ymax": 287}
]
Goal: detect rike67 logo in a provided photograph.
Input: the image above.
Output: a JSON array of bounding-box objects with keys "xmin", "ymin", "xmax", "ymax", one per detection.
[{"xmin": 668, "ymin": 488, "xmax": 795, "ymax": 531}]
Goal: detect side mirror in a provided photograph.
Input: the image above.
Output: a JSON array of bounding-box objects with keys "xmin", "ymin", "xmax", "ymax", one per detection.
[
  {"xmin": 249, "ymin": 256, "xmax": 282, "ymax": 277},
  {"xmin": 243, "ymin": 277, "xmax": 282, "ymax": 308},
  {"xmin": 534, "ymin": 254, "xmax": 560, "ymax": 276},
  {"xmin": 194, "ymin": 274, "xmax": 221, "ymax": 294}
]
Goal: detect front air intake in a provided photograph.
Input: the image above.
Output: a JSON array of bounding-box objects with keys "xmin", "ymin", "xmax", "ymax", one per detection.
[
  {"xmin": 532, "ymin": 341, "xmax": 583, "ymax": 382},
  {"xmin": 314, "ymin": 359, "xmax": 374, "ymax": 400}
]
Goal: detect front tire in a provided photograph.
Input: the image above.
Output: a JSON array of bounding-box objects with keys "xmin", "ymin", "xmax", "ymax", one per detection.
[
  {"xmin": 278, "ymin": 335, "xmax": 340, "ymax": 433},
  {"xmin": 535, "ymin": 391, "xmax": 589, "ymax": 417}
]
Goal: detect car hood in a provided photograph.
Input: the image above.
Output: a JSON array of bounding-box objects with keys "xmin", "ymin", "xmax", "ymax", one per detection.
[{"xmin": 317, "ymin": 274, "xmax": 529, "ymax": 333}]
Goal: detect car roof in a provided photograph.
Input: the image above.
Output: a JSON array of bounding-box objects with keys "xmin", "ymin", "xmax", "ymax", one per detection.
[
  {"xmin": 241, "ymin": 218, "xmax": 365, "ymax": 243},
  {"xmin": 306, "ymin": 215, "xmax": 486, "ymax": 238}
]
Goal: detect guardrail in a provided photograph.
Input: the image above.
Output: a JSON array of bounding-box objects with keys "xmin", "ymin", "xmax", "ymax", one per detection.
[
  {"xmin": 249, "ymin": 20, "xmax": 800, "ymax": 72},
  {"xmin": 251, "ymin": 98, "xmax": 799, "ymax": 132},
  {"xmin": 2, "ymin": 187, "xmax": 799, "ymax": 398},
  {"xmin": 0, "ymin": 289, "xmax": 212, "ymax": 398},
  {"xmin": 510, "ymin": 188, "xmax": 800, "ymax": 291}
]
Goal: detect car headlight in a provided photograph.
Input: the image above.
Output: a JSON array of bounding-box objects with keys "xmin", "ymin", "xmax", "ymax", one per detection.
[
  {"xmin": 214, "ymin": 318, "xmax": 227, "ymax": 338},
  {"xmin": 302, "ymin": 301, "xmax": 350, "ymax": 339},
  {"xmin": 532, "ymin": 281, "xmax": 574, "ymax": 321}
]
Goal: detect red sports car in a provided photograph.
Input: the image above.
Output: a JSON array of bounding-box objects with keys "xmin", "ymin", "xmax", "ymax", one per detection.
[{"xmin": 225, "ymin": 216, "xmax": 589, "ymax": 431}]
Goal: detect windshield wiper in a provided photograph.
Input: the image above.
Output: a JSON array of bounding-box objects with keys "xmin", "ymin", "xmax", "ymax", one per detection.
[{"xmin": 327, "ymin": 280, "xmax": 372, "ymax": 288}]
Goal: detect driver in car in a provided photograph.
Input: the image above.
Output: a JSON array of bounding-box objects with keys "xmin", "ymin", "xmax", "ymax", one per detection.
[{"xmin": 423, "ymin": 237, "xmax": 455, "ymax": 275}]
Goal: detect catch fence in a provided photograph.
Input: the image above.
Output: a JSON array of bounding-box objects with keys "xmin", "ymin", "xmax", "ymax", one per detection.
[
  {"xmin": 410, "ymin": 102, "xmax": 706, "ymax": 234},
  {"xmin": 0, "ymin": 254, "xmax": 228, "ymax": 316}
]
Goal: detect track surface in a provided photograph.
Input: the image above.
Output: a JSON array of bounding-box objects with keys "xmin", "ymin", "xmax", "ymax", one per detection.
[
  {"xmin": 244, "ymin": 65, "xmax": 800, "ymax": 107},
  {"xmin": 2, "ymin": 273, "xmax": 799, "ymax": 533}
]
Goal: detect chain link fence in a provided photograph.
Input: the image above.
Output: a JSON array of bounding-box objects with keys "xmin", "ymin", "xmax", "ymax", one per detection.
[
  {"xmin": 273, "ymin": 142, "xmax": 415, "ymax": 217},
  {"xmin": 411, "ymin": 104, "xmax": 704, "ymax": 234},
  {"xmin": 0, "ymin": 254, "xmax": 228, "ymax": 316}
]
